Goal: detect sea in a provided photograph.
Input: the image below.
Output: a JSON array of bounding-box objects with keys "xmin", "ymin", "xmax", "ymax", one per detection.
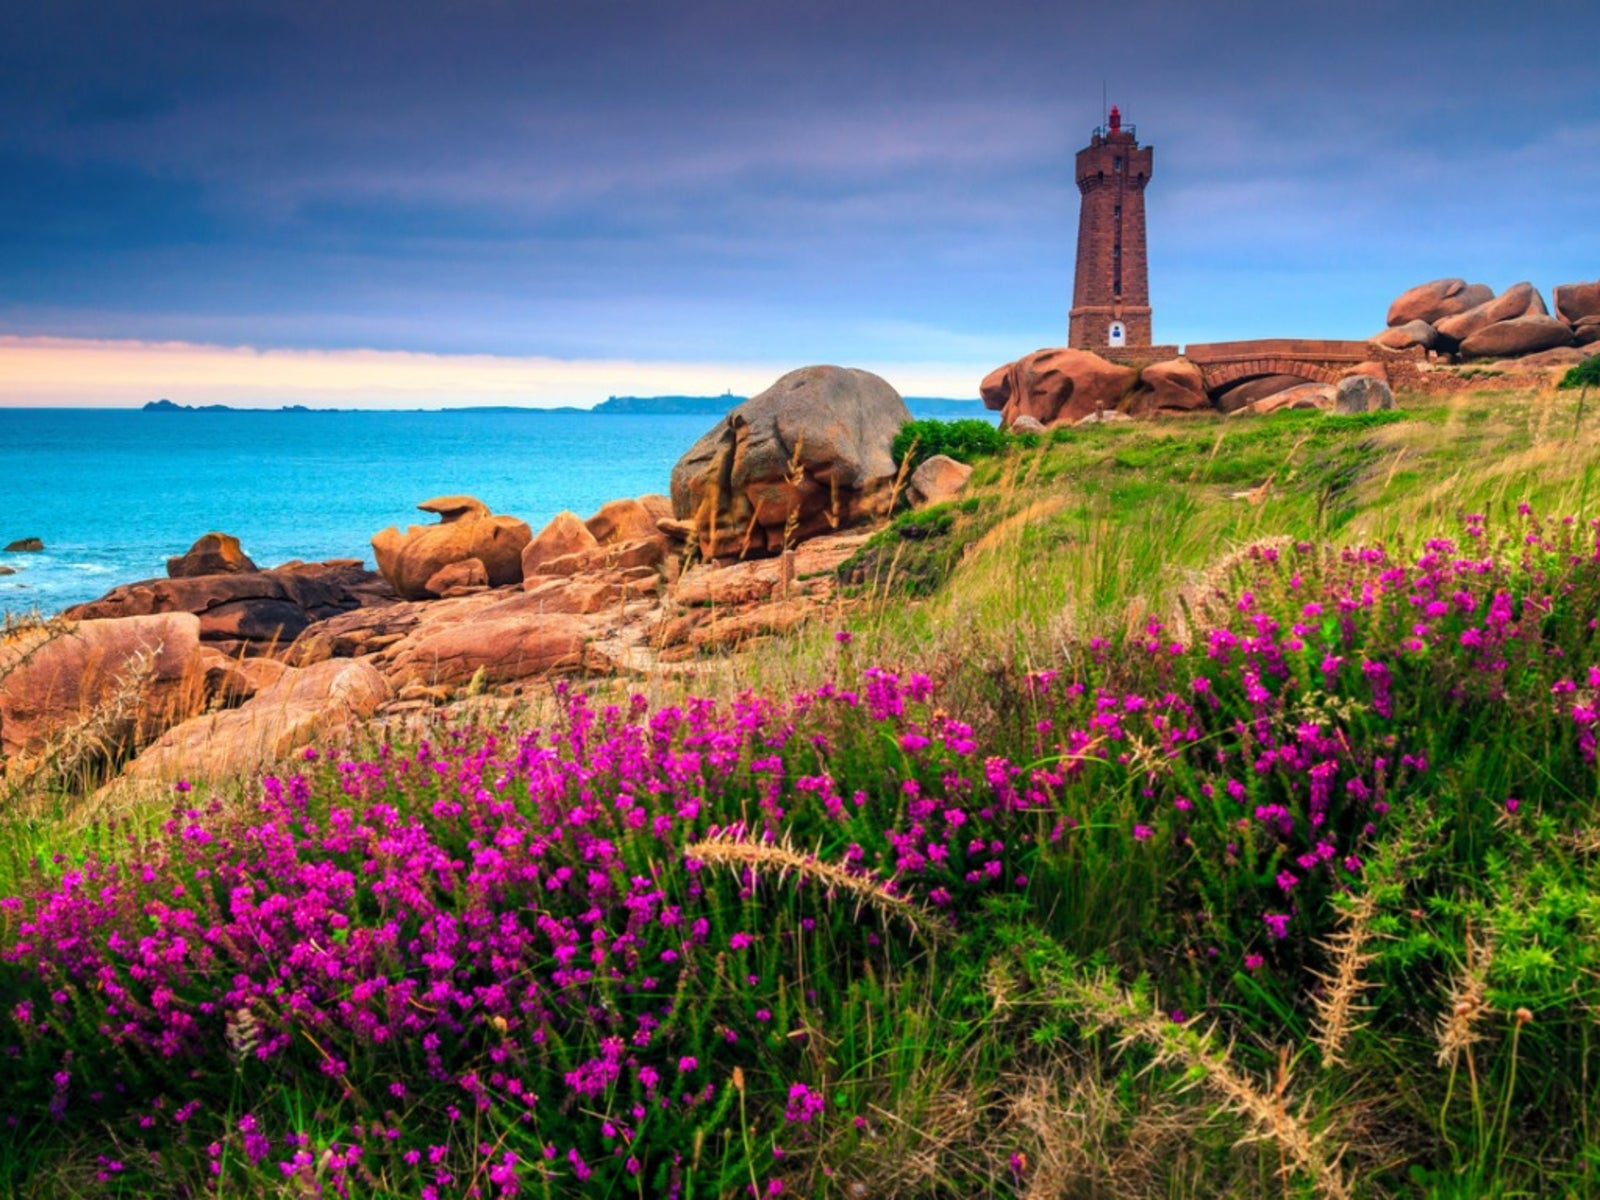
[{"xmin": 0, "ymin": 403, "xmax": 988, "ymax": 618}]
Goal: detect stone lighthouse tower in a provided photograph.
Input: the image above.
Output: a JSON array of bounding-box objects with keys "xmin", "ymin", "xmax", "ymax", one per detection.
[{"xmin": 1069, "ymin": 106, "xmax": 1154, "ymax": 349}]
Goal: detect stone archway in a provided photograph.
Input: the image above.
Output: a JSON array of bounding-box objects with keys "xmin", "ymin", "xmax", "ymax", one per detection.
[{"xmin": 1200, "ymin": 357, "xmax": 1344, "ymax": 393}]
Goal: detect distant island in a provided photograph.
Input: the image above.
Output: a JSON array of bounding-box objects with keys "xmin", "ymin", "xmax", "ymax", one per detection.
[
  {"xmin": 142, "ymin": 394, "xmax": 988, "ymax": 416},
  {"xmin": 143, "ymin": 399, "xmax": 335, "ymax": 413},
  {"xmin": 596, "ymin": 395, "xmax": 986, "ymax": 416}
]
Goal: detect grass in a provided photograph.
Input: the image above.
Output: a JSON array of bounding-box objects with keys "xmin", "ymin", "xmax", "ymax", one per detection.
[{"xmin": 3, "ymin": 383, "xmax": 1600, "ymax": 1197}]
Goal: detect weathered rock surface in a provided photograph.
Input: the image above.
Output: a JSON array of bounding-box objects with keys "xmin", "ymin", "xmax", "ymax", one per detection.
[
  {"xmin": 1554, "ymin": 281, "xmax": 1600, "ymax": 326},
  {"xmin": 586, "ymin": 496, "xmax": 673, "ymax": 545},
  {"xmin": 1010, "ymin": 415, "xmax": 1048, "ymax": 435},
  {"xmin": 167, "ymin": 532, "xmax": 258, "ymax": 578},
  {"xmin": 1214, "ymin": 374, "xmax": 1306, "ymax": 414},
  {"xmin": 114, "ymin": 658, "xmax": 390, "ymax": 786},
  {"xmin": 1135, "ymin": 358, "xmax": 1209, "ymax": 411},
  {"xmin": 372, "ymin": 496, "xmax": 531, "ymax": 599},
  {"xmin": 1334, "ymin": 375, "xmax": 1396, "ymax": 414},
  {"xmin": 386, "ymin": 602, "xmax": 590, "ymax": 687},
  {"xmin": 4, "ymin": 538, "xmax": 43, "ymax": 552},
  {"xmin": 670, "ymin": 366, "xmax": 911, "ymax": 558},
  {"xmin": 417, "ymin": 495, "xmax": 491, "ymax": 523},
  {"xmin": 0, "ymin": 613, "xmax": 204, "ymax": 760},
  {"xmin": 1434, "ymin": 282, "xmax": 1547, "ymax": 347},
  {"xmin": 65, "ymin": 559, "xmax": 395, "ymax": 656},
  {"xmin": 1459, "ymin": 314, "xmax": 1575, "ymax": 359},
  {"xmin": 981, "ymin": 348, "xmax": 1137, "ymax": 429},
  {"xmin": 1517, "ymin": 346, "xmax": 1591, "ymax": 368},
  {"xmin": 1573, "ymin": 317, "xmax": 1600, "ymax": 347},
  {"xmin": 424, "ymin": 558, "xmax": 488, "ymax": 596},
  {"xmin": 523, "ymin": 512, "xmax": 601, "ymax": 578},
  {"xmin": 1373, "ymin": 320, "xmax": 1438, "ymax": 351},
  {"xmin": 1386, "ymin": 279, "xmax": 1494, "ymax": 327},
  {"xmin": 1239, "ymin": 383, "xmax": 1335, "ymax": 415},
  {"xmin": 907, "ymin": 455, "xmax": 973, "ymax": 507},
  {"xmin": 1342, "ymin": 362, "xmax": 1391, "ymax": 387}
]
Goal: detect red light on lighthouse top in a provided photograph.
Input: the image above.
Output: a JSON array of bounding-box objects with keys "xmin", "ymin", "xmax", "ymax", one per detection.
[{"xmin": 1108, "ymin": 105, "xmax": 1121, "ymax": 134}]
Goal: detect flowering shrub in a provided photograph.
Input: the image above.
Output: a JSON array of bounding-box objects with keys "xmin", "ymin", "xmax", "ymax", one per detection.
[{"xmin": 2, "ymin": 510, "xmax": 1598, "ymax": 1195}]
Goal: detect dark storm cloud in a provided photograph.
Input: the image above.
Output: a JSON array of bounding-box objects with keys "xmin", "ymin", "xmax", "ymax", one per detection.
[{"xmin": 1, "ymin": 0, "xmax": 1596, "ymax": 365}]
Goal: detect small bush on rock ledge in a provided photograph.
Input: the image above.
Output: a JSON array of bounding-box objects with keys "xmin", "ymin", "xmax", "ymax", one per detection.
[
  {"xmin": 891, "ymin": 417, "xmax": 1011, "ymax": 471},
  {"xmin": 1557, "ymin": 352, "xmax": 1600, "ymax": 391}
]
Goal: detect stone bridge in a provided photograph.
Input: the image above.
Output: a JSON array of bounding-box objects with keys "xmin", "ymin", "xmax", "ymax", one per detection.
[{"xmin": 1182, "ymin": 339, "xmax": 1381, "ymax": 393}]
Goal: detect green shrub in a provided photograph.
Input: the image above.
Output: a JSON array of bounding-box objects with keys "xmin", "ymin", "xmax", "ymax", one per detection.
[
  {"xmin": 1557, "ymin": 353, "xmax": 1600, "ymax": 390},
  {"xmin": 892, "ymin": 417, "xmax": 1008, "ymax": 470}
]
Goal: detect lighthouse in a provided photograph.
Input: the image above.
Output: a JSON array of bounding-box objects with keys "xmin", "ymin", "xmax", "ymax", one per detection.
[{"xmin": 1068, "ymin": 105, "xmax": 1154, "ymax": 349}]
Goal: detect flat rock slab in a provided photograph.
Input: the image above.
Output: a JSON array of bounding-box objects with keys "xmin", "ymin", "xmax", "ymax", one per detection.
[{"xmin": 111, "ymin": 658, "xmax": 390, "ymax": 788}]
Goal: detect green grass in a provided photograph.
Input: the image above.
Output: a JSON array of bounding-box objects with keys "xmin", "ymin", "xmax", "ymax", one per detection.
[{"xmin": 5, "ymin": 384, "xmax": 1600, "ymax": 1197}]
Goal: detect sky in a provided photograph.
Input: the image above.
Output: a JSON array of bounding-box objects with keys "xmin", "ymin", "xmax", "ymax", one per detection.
[{"xmin": 1, "ymin": 0, "xmax": 1596, "ymax": 408}]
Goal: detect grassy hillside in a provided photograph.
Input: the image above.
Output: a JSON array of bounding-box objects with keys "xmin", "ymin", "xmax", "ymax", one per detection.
[{"xmin": 3, "ymin": 383, "xmax": 1599, "ymax": 1198}]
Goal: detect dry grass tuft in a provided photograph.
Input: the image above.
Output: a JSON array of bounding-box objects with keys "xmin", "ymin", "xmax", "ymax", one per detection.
[
  {"xmin": 1311, "ymin": 893, "xmax": 1380, "ymax": 1070},
  {"xmin": 1059, "ymin": 971, "xmax": 1352, "ymax": 1200},
  {"xmin": 685, "ymin": 831, "xmax": 955, "ymax": 945},
  {"xmin": 1436, "ymin": 923, "xmax": 1493, "ymax": 1070}
]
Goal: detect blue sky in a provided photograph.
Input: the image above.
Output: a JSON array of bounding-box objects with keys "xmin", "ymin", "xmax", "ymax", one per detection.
[{"xmin": 1, "ymin": 0, "xmax": 1596, "ymax": 406}]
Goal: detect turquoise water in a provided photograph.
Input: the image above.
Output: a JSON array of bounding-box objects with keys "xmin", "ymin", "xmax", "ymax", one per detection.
[
  {"xmin": 0, "ymin": 405, "xmax": 988, "ymax": 616},
  {"xmin": 0, "ymin": 409, "xmax": 716, "ymax": 617}
]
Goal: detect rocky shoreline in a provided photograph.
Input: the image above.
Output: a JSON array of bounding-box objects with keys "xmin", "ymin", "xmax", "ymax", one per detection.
[
  {"xmin": 0, "ymin": 366, "xmax": 971, "ymax": 794},
  {"xmin": 2, "ymin": 329, "xmax": 1593, "ymax": 798}
]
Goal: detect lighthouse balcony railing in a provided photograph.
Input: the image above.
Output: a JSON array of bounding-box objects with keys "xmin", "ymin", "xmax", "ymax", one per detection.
[{"xmin": 1092, "ymin": 124, "xmax": 1137, "ymax": 141}]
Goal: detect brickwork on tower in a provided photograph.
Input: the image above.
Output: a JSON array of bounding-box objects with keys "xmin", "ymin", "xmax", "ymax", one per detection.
[{"xmin": 1069, "ymin": 107, "xmax": 1154, "ymax": 350}]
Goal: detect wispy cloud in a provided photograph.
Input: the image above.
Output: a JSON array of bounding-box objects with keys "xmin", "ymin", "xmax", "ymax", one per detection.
[{"xmin": 0, "ymin": 336, "xmax": 987, "ymax": 408}]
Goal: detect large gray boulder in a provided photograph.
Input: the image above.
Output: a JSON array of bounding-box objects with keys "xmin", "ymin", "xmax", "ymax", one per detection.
[
  {"xmin": 670, "ymin": 366, "xmax": 911, "ymax": 559},
  {"xmin": 1334, "ymin": 375, "xmax": 1395, "ymax": 415}
]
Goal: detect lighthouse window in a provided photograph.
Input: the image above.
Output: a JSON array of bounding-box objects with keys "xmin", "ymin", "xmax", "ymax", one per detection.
[
  {"xmin": 1114, "ymin": 205, "xmax": 1121, "ymax": 218},
  {"xmin": 1114, "ymin": 156, "xmax": 1122, "ymax": 171},
  {"xmin": 1108, "ymin": 322, "xmax": 1126, "ymax": 348}
]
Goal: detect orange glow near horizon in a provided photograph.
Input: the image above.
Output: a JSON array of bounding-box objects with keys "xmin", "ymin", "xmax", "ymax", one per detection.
[{"xmin": 0, "ymin": 336, "xmax": 980, "ymax": 408}]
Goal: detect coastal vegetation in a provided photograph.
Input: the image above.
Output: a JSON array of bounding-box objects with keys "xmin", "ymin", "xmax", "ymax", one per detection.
[{"xmin": 4, "ymin": 382, "xmax": 1600, "ymax": 1198}]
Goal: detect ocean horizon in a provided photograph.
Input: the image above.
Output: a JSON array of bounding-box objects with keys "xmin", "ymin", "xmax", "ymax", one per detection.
[{"xmin": 0, "ymin": 401, "xmax": 991, "ymax": 616}]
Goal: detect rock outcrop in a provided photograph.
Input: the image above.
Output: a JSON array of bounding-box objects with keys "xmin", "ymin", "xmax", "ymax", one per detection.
[
  {"xmin": 586, "ymin": 495, "xmax": 673, "ymax": 545},
  {"xmin": 522, "ymin": 512, "xmax": 601, "ymax": 577},
  {"xmin": 1214, "ymin": 374, "xmax": 1306, "ymax": 414},
  {"xmin": 0, "ymin": 613, "xmax": 204, "ymax": 760},
  {"xmin": 980, "ymin": 348, "xmax": 1137, "ymax": 429},
  {"xmin": 371, "ymin": 496, "xmax": 532, "ymax": 599},
  {"xmin": 907, "ymin": 455, "xmax": 973, "ymax": 507},
  {"xmin": 1459, "ymin": 314, "xmax": 1575, "ymax": 359},
  {"xmin": 1234, "ymin": 383, "xmax": 1335, "ymax": 416},
  {"xmin": 112, "ymin": 658, "xmax": 390, "ymax": 786},
  {"xmin": 65, "ymin": 559, "xmax": 394, "ymax": 656},
  {"xmin": 1372, "ymin": 320, "xmax": 1438, "ymax": 352},
  {"xmin": 1554, "ymin": 281, "xmax": 1600, "ymax": 327},
  {"xmin": 4, "ymin": 538, "xmax": 43, "ymax": 552},
  {"xmin": 1134, "ymin": 359, "xmax": 1209, "ymax": 412},
  {"xmin": 670, "ymin": 366, "xmax": 911, "ymax": 559},
  {"xmin": 1386, "ymin": 279, "xmax": 1494, "ymax": 327},
  {"xmin": 167, "ymin": 532, "xmax": 258, "ymax": 578},
  {"xmin": 385, "ymin": 598, "xmax": 591, "ymax": 687},
  {"xmin": 1432, "ymin": 282, "xmax": 1545, "ymax": 347}
]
